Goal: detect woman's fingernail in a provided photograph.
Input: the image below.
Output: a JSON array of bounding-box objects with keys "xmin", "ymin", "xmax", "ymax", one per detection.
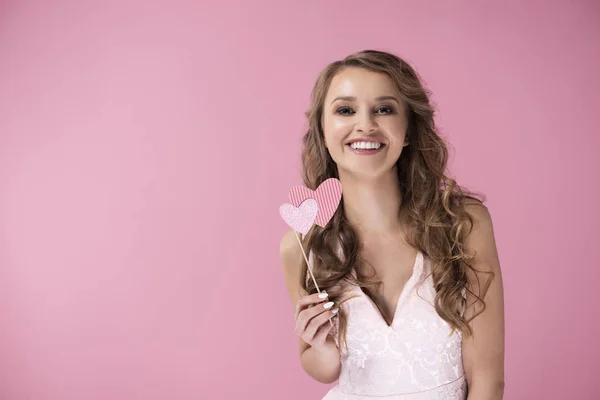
[
  {"xmin": 331, "ymin": 307, "xmax": 339, "ymax": 314},
  {"xmin": 318, "ymin": 292, "xmax": 328, "ymax": 299},
  {"xmin": 323, "ymin": 301, "xmax": 334, "ymax": 309}
]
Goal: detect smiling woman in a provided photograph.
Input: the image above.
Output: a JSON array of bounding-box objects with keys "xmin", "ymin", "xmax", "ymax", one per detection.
[{"xmin": 280, "ymin": 50, "xmax": 505, "ymax": 400}]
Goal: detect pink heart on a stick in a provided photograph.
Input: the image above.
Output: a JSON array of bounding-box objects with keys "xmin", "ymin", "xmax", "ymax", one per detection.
[
  {"xmin": 279, "ymin": 198, "xmax": 319, "ymax": 235},
  {"xmin": 289, "ymin": 178, "xmax": 342, "ymax": 228}
]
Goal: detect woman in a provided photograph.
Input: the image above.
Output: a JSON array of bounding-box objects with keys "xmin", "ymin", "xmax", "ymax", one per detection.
[{"xmin": 280, "ymin": 50, "xmax": 505, "ymax": 399}]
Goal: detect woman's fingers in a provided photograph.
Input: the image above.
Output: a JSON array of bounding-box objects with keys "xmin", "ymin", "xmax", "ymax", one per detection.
[
  {"xmin": 295, "ymin": 291, "xmax": 329, "ymax": 319},
  {"xmin": 312, "ymin": 316, "xmax": 335, "ymax": 344},
  {"xmin": 296, "ymin": 299, "xmax": 335, "ymax": 334},
  {"xmin": 304, "ymin": 306, "xmax": 339, "ymax": 341}
]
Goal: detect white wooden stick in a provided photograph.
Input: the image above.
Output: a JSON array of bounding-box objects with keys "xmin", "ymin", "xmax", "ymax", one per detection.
[{"xmin": 294, "ymin": 229, "xmax": 334, "ymax": 328}]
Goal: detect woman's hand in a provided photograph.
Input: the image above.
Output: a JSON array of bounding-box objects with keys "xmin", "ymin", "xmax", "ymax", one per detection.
[{"xmin": 295, "ymin": 292, "xmax": 339, "ymax": 350}]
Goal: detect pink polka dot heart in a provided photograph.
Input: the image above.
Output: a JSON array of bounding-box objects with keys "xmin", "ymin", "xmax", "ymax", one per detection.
[{"xmin": 288, "ymin": 178, "xmax": 343, "ymax": 228}]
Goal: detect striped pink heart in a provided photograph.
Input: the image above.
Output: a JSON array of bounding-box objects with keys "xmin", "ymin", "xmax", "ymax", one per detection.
[{"xmin": 289, "ymin": 178, "xmax": 342, "ymax": 228}]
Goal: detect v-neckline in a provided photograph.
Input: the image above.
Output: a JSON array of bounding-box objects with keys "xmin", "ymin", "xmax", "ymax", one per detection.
[{"xmin": 354, "ymin": 250, "xmax": 423, "ymax": 329}]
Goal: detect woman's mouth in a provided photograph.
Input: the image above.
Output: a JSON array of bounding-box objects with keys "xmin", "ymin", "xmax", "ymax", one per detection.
[{"xmin": 346, "ymin": 141, "xmax": 386, "ymax": 155}]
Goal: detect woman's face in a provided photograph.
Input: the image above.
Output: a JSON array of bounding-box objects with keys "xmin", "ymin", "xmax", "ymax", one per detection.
[{"xmin": 321, "ymin": 67, "xmax": 409, "ymax": 178}]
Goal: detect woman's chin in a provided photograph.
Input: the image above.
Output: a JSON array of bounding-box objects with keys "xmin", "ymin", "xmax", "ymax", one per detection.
[{"xmin": 339, "ymin": 164, "xmax": 397, "ymax": 180}]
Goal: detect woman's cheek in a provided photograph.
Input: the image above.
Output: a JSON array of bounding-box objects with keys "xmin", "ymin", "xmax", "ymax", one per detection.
[
  {"xmin": 331, "ymin": 116, "xmax": 352, "ymax": 131},
  {"xmin": 323, "ymin": 116, "xmax": 352, "ymax": 155},
  {"xmin": 329, "ymin": 118, "xmax": 352, "ymax": 142}
]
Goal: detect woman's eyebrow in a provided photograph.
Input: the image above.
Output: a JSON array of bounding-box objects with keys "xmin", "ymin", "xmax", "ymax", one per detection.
[{"xmin": 330, "ymin": 96, "xmax": 400, "ymax": 105}]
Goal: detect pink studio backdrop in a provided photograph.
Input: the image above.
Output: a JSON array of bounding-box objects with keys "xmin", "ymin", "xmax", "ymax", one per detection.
[{"xmin": 1, "ymin": 1, "xmax": 599, "ymax": 399}]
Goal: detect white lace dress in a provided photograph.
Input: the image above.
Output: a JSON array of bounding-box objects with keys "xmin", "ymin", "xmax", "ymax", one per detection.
[{"xmin": 314, "ymin": 250, "xmax": 467, "ymax": 400}]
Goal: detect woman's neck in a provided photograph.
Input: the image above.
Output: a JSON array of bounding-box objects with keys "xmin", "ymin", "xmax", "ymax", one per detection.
[{"xmin": 338, "ymin": 168, "xmax": 403, "ymax": 239}]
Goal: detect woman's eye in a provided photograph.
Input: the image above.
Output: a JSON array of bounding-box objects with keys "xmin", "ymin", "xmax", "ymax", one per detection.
[
  {"xmin": 377, "ymin": 106, "xmax": 394, "ymax": 114},
  {"xmin": 336, "ymin": 106, "xmax": 354, "ymax": 115}
]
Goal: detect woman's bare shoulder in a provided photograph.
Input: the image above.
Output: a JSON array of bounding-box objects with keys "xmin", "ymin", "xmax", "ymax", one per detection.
[
  {"xmin": 462, "ymin": 195, "xmax": 485, "ymax": 207},
  {"xmin": 280, "ymin": 229, "xmax": 310, "ymax": 309},
  {"xmin": 280, "ymin": 228, "xmax": 304, "ymax": 271}
]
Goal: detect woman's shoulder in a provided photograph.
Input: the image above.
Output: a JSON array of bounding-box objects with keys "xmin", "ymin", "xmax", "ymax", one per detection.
[
  {"xmin": 461, "ymin": 196, "xmax": 492, "ymax": 226},
  {"xmin": 279, "ymin": 229, "xmax": 311, "ymax": 307},
  {"xmin": 279, "ymin": 228, "xmax": 305, "ymax": 273},
  {"xmin": 462, "ymin": 195, "xmax": 485, "ymax": 208}
]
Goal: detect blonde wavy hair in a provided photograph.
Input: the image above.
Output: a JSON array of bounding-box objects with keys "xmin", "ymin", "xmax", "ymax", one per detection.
[{"xmin": 299, "ymin": 49, "xmax": 493, "ymax": 351}]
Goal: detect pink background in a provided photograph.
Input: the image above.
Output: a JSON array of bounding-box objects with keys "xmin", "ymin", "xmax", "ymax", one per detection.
[{"xmin": 1, "ymin": 1, "xmax": 599, "ymax": 399}]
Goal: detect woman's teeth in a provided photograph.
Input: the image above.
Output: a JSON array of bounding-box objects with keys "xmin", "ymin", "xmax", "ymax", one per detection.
[{"xmin": 349, "ymin": 142, "xmax": 383, "ymax": 150}]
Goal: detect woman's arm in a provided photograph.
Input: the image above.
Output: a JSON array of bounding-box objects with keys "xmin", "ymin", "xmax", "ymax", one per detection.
[
  {"xmin": 280, "ymin": 229, "xmax": 341, "ymax": 383},
  {"xmin": 461, "ymin": 202, "xmax": 506, "ymax": 399},
  {"xmin": 299, "ymin": 336, "xmax": 341, "ymax": 384}
]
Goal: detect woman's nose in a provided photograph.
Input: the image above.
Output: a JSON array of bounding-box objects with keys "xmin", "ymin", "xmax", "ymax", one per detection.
[{"xmin": 355, "ymin": 111, "xmax": 378, "ymax": 133}]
